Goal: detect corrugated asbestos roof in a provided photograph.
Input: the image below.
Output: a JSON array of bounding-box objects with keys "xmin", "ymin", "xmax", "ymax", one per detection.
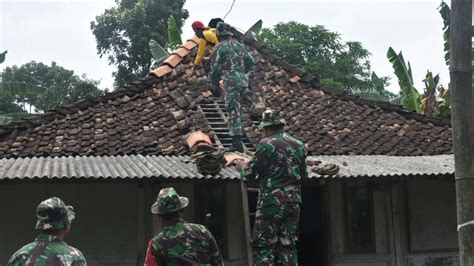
[
  {"xmin": 0, "ymin": 154, "xmax": 454, "ymax": 180},
  {"xmin": 0, "ymin": 155, "xmax": 238, "ymax": 180},
  {"xmin": 309, "ymin": 154, "xmax": 454, "ymax": 178}
]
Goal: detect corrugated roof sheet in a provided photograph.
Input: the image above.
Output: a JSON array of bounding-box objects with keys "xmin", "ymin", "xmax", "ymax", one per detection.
[
  {"xmin": 0, "ymin": 155, "xmax": 239, "ymax": 180},
  {"xmin": 309, "ymin": 155, "xmax": 454, "ymax": 178},
  {"xmin": 0, "ymin": 155, "xmax": 454, "ymax": 180}
]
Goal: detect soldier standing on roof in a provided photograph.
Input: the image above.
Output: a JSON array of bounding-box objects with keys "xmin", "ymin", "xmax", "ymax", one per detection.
[
  {"xmin": 144, "ymin": 187, "xmax": 223, "ymax": 266},
  {"xmin": 8, "ymin": 197, "xmax": 87, "ymax": 266},
  {"xmin": 192, "ymin": 20, "xmax": 219, "ymax": 66},
  {"xmin": 236, "ymin": 110, "xmax": 308, "ymax": 265},
  {"xmin": 209, "ymin": 22, "xmax": 255, "ymax": 152}
]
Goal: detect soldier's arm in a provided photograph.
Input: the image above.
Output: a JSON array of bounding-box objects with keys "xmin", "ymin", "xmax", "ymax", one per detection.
[
  {"xmin": 240, "ymin": 142, "xmax": 272, "ymax": 181},
  {"xmin": 206, "ymin": 229, "xmax": 224, "ymax": 266},
  {"xmin": 144, "ymin": 240, "xmax": 160, "ymax": 266},
  {"xmin": 301, "ymin": 146, "xmax": 309, "ymax": 179}
]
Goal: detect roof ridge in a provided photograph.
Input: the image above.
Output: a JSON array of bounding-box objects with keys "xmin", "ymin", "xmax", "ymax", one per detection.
[{"xmin": 230, "ymin": 28, "xmax": 451, "ymax": 127}]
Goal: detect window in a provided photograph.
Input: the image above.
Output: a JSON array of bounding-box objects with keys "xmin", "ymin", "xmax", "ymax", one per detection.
[{"xmin": 345, "ymin": 183, "xmax": 375, "ymax": 253}]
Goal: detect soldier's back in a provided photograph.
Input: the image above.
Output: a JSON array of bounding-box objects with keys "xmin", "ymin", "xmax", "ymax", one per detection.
[
  {"xmin": 153, "ymin": 220, "xmax": 220, "ymax": 265},
  {"xmin": 8, "ymin": 235, "xmax": 86, "ymax": 266}
]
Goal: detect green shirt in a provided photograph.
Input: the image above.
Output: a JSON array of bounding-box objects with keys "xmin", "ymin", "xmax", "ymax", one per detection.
[
  {"xmin": 8, "ymin": 234, "xmax": 86, "ymax": 266},
  {"xmin": 241, "ymin": 131, "xmax": 308, "ymax": 207}
]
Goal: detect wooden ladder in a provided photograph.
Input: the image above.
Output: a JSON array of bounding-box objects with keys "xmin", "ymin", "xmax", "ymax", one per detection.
[{"xmin": 241, "ymin": 182, "xmax": 259, "ymax": 266}]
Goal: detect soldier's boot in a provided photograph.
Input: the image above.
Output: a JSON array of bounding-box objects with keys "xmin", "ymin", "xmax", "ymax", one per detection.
[{"xmin": 226, "ymin": 135, "xmax": 244, "ymax": 152}]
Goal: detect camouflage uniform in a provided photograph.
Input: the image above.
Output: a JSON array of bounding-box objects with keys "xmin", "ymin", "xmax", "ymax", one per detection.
[
  {"xmin": 209, "ymin": 22, "xmax": 254, "ymax": 137},
  {"xmin": 8, "ymin": 197, "xmax": 87, "ymax": 266},
  {"xmin": 145, "ymin": 187, "xmax": 223, "ymax": 266},
  {"xmin": 240, "ymin": 110, "xmax": 307, "ymax": 265}
]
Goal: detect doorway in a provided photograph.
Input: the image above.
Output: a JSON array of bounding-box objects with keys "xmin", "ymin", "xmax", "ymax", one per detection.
[{"xmin": 298, "ymin": 186, "xmax": 325, "ymax": 266}]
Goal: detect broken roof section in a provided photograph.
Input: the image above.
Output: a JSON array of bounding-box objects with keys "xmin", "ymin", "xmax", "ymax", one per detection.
[{"xmin": 0, "ymin": 30, "xmax": 452, "ymax": 159}]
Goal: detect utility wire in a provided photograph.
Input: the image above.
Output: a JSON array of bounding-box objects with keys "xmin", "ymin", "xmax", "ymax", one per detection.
[{"xmin": 223, "ymin": 0, "xmax": 236, "ymax": 20}]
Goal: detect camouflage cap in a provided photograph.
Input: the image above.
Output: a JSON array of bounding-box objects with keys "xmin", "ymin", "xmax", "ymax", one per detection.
[
  {"xmin": 259, "ymin": 109, "xmax": 286, "ymax": 128},
  {"xmin": 151, "ymin": 187, "xmax": 189, "ymax": 215},
  {"xmin": 35, "ymin": 197, "xmax": 75, "ymax": 230},
  {"xmin": 216, "ymin": 22, "xmax": 233, "ymax": 36}
]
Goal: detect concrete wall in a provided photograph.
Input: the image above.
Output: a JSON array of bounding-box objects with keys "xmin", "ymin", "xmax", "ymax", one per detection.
[
  {"xmin": 0, "ymin": 181, "xmax": 148, "ymax": 266},
  {"xmin": 406, "ymin": 178, "xmax": 458, "ymax": 252},
  {"xmin": 404, "ymin": 178, "xmax": 459, "ymax": 266}
]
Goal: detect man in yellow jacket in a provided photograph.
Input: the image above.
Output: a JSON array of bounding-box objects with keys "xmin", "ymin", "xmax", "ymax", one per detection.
[{"xmin": 192, "ymin": 21, "xmax": 219, "ymax": 65}]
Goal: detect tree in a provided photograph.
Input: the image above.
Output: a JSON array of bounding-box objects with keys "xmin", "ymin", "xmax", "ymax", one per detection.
[
  {"xmin": 91, "ymin": 0, "xmax": 189, "ymax": 87},
  {"xmin": 258, "ymin": 21, "xmax": 392, "ymax": 100},
  {"xmin": 387, "ymin": 47, "xmax": 422, "ymax": 113},
  {"xmin": 1, "ymin": 61, "xmax": 104, "ymax": 113}
]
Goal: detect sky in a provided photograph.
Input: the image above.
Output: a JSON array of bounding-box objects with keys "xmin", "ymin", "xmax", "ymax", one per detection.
[{"xmin": 0, "ymin": 0, "xmax": 460, "ymax": 94}]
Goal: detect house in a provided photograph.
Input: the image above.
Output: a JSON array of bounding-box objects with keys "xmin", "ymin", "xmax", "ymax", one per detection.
[{"xmin": 0, "ymin": 28, "xmax": 457, "ymax": 266}]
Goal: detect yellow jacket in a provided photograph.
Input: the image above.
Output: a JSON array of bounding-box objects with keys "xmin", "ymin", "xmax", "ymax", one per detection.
[{"xmin": 194, "ymin": 28, "xmax": 219, "ymax": 65}]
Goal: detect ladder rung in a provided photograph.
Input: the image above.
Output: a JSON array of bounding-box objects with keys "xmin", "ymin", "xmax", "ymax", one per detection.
[{"xmin": 247, "ymin": 188, "xmax": 259, "ymax": 193}]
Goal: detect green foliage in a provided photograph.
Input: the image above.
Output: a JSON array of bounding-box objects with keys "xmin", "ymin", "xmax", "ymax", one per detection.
[
  {"xmin": 0, "ymin": 112, "xmax": 31, "ymax": 126},
  {"xmin": 149, "ymin": 39, "xmax": 169, "ymax": 65},
  {"xmin": 420, "ymin": 71, "xmax": 440, "ymax": 116},
  {"xmin": 355, "ymin": 72, "xmax": 397, "ymax": 101},
  {"xmin": 91, "ymin": 0, "xmax": 189, "ymax": 87},
  {"xmin": 258, "ymin": 22, "xmax": 391, "ymax": 99},
  {"xmin": 1, "ymin": 61, "xmax": 104, "ymax": 113},
  {"xmin": 436, "ymin": 85, "xmax": 451, "ymax": 118},
  {"xmin": 245, "ymin": 20, "xmax": 263, "ymax": 40},
  {"xmin": 167, "ymin": 15, "xmax": 182, "ymax": 50},
  {"xmin": 0, "ymin": 50, "xmax": 6, "ymax": 64},
  {"xmin": 438, "ymin": 2, "xmax": 450, "ymax": 65},
  {"xmin": 387, "ymin": 47, "xmax": 422, "ymax": 113}
]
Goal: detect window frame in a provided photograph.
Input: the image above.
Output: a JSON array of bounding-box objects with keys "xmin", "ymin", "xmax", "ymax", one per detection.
[{"xmin": 343, "ymin": 182, "xmax": 376, "ymax": 254}]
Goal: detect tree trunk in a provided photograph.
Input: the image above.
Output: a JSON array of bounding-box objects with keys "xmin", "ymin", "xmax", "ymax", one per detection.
[{"xmin": 451, "ymin": 0, "xmax": 473, "ymax": 265}]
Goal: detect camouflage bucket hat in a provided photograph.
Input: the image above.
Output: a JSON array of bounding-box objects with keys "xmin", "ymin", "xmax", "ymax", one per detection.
[
  {"xmin": 216, "ymin": 22, "xmax": 233, "ymax": 36},
  {"xmin": 259, "ymin": 109, "xmax": 286, "ymax": 128},
  {"xmin": 151, "ymin": 187, "xmax": 189, "ymax": 215},
  {"xmin": 35, "ymin": 197, "xmax": 75, "ymax": 230}
]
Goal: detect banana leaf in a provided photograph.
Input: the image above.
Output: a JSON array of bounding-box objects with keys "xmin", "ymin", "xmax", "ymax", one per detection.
[
  {"xmin": 0, "ymin": 50, "xmax": 6, "ymax": 64},
  {"xmin": 438, "ymin": 2, "xmax": 450, "ymax": 65},
  {"xmin": 149, "ymin": 39, "xmax": 169, "ymax": 65},
  {"xmin": 245, "ymin": 20, "xmax": 263, "ymax": 39},
  {"xmin": 387, "ymin": 47, "xmax": 421, "ymax": 113},
  {"xmin": 167, "ymin": 15, "xmax": 182, "ymax": 49}
]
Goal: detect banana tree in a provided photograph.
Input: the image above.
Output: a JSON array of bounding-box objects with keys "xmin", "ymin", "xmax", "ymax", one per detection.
[
  {"xmin": 438, "ymin": 2, "xmax": 450, "ymax": 66},
  {"xmin": 387, "ymin": 47, "xmax": 422, "ymax": 113},
  {"xmin": 167, "ymin": 15, "xmax": 182, "ymax": 50},
  {"xmin": 149, "ymin": 15, "xmax": 182, "ymax": 65},
  {"xmin": 245, "ymin": 20, "xmax": 263, "ymax": 40},
  {"xmin": 420, "ymin": 71, "xmax": 440, "ymax": 116}
]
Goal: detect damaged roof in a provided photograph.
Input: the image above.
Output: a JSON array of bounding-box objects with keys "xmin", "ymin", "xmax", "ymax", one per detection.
[{"xmin": 0, "ymin": 29, "xmax": 452, "ymax": 159}]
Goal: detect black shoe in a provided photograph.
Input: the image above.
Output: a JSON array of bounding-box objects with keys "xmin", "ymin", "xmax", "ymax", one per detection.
[{"xmin": 226, "ymin": 136, "xmax": 244, "ymax": 152}]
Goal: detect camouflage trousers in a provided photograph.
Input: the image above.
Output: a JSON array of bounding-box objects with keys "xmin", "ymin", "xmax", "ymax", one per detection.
[
  {"xmin": 251, "ymin": 203, "xmax": 301, "ymax": 266},
  {"xmin": 225, "ymin": 86, "xmax": 245, "ymax": 136}
]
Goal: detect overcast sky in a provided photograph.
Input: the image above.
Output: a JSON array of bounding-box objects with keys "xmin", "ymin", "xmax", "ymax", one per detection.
[{"xmin": 0, "ymin": 0, "xmax": 460, "ymax": 94}]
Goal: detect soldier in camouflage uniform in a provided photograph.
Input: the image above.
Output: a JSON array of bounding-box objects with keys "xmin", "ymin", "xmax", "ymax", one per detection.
[
  {"xmin": 144, "ymin": 187, "xmax": 223, "ymax": 266},
  {"xmin": 209, "ymin": 22, "xmax": 255, "ymax": 152},
  {"xmin": 8, "ymin": 197, "xmax": 87, "ymax": 266},
  {"xmin": 237, "ymin": 110, "xmax": 308, "ymax": 265}
]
